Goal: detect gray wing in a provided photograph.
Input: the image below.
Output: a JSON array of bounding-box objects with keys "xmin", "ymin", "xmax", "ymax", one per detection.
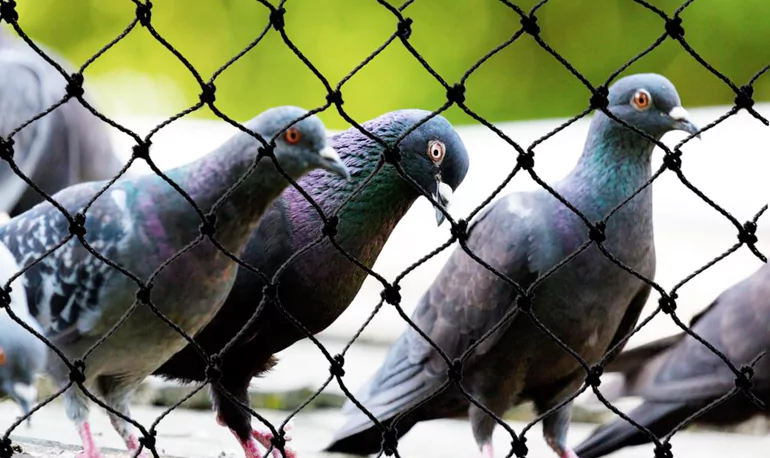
[
  {"xmin": 0, "ymin": 182, "xmax": 132, "ymax": 346},
  {"xmin": 610, "ymin": 264, "xmax": 770, "ymax": 403},
  {"xmin": 334, "ymin": 193, "xmax": 542, "ymax": 437},
  {"xmin": 0, "ymin": 46, "xmax": 64, "ymax": 213}
]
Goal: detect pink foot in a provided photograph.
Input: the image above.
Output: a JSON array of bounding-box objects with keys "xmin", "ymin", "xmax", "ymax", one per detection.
[
  {"xmin": 126, "ymin": 434, "xmax": 150, "ymax": 458},
  {"xmin": 252, "ymin": 421, "xmax": 296, "ymax": 458},
  {"xmin": 560, "ymin": 448, "xmax": 579, "ymax": 458},
  {"xmin": 77, "ymin": 422, "xmax": 105, "ymax": 458},
  {"xmin": 481, "ymin": 442, "xmax": 494, "ymax": 458}
]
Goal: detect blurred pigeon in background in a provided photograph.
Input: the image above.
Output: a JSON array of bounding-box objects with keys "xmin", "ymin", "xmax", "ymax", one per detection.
[
  {"xmin": 0, "ymin": 106, "xmax": 348, "ymax": 458},
  {"xmin": 0, "ymin": 238, "xmax": 47, "ymax": 426},
  {"xmin": 325, "ymin": 73, "xmax": 700, "ymax": 458},
  {"xmin": 0, "ymin": 27, "xmax": 123, "ymax": 217},
  {"xmin": 154, "ymin": 109, "xmax": 470, "ymax": 458},
  {"xmin": 573, "ymin": 262, "xmax": 770, "ymax": 458}
]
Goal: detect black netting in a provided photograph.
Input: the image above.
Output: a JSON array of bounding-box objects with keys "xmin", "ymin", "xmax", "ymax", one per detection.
[{"xmin": 0, "ymin": 1, "xmax": 767, "ymax": 458}]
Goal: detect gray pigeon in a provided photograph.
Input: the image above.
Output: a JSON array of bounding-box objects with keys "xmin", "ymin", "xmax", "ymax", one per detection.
[
  {"xmin": 325, "ymin": 73, "xmax": 700, "ymax": 458},
  {"xmin": 573, "ymin": 263, "xmax": 770, "ymax": 458},
  {"xmin": 0, "ymin": 27, "xmax": 123, "ymax": 217},
  {"xmin": 0, "ymin": 239, "xmax": 47, "ymax": 425},
  {"xmin": 153, "ymin": 109, "xmax": 469, "ymax": 458},
  {"xmin": 0, "ymin": 106, "xmax": 348, "ymax": 458}
]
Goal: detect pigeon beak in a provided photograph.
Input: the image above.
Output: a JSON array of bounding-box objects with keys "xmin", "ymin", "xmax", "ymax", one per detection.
[
  {"xmin": 669, "ymin": 106, "xmax": 700, "ymax": 139},
  {"xmin": 433, "ymin": 180, "xmax": 453, "ymax": 226},
  {"xmin": 318, "ymin": 146, "xmax": 351, "ymax": 181}
]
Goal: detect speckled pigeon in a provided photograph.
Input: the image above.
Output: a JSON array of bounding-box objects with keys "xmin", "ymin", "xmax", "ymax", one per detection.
[
  {"xmin": 0, "ymin": 28, "xmax": 123, "ymax": 217},
  {"xmin": 573, "ymin": 263, "xmax": 770, "ymax": 458},
  {"xmin": 0, "ymin": 239, "xmax": 47, "ymax": 425},
  {"xmin": 324, "ymin": 73, "xmax": 701, "ymax": 458},
  {"xmin": 152, "ymin": 109, "xmax": 470, "ymax": 458},
  {"xmin": 0, "ymin": 106, "xmax": 348, "ymax": 458}
]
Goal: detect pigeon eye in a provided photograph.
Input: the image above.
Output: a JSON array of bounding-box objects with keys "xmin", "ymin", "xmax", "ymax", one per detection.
[
  {"xmin": 0, "ymin": 347, "xmax": 5, "ymax": 366},
  {"xmin": 428, "ymin": 141, "xmax": 445, "ymax": 164},
  {"xmin": 631, "ymin": 89, "xmax": 651, "ymax": 111},
  {"xmin": 285, "ymin": 127, "xmax": 302, "ymax": 145}
]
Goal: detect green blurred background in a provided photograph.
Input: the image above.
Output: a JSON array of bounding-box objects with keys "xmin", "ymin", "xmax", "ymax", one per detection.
[{"xmin": 7, "ymin": 0, "xmax": 770, "ymax": 129}]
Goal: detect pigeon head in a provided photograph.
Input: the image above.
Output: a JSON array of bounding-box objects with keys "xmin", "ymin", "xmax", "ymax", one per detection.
[
  {"xmin": 373, "ymin": 109, "xmax": 470, "ymax": 225},
  {"xmin": 605, "ymin": 73, "xmax": 700, "ymax": 140},
  {"xmin": 243, "ymin": 106, "xmax": 350, "ymax": 180}
]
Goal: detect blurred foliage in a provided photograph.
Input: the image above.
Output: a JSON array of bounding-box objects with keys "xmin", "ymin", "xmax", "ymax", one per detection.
[{"xmin": 6, "ymin": 0, "xmax": 770, "ymax": 128}]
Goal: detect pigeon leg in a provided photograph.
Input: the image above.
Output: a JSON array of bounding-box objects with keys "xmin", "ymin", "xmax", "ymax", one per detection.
[
  {"xmin": 251, "ymin": 419, "xmax": 296, "ymax": 458},
  {"xmin": 64, "ymin": 386, "xmax": 103, "ymax": 458},
  {"xmin": 481, "ymin": 442, "xmax": 494, "ymax": 458},
  {"xmin": 541, "ymin": 401, "xmax": 578, "ymax": 458},
  {"xmin": 99, "ymin": 378, "xmax": 149, "ymax": 458}
]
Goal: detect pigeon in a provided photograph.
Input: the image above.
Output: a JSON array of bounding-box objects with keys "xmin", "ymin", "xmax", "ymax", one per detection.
[
  {"xmin": 0, "ymin": 239, "xmax": 47, "ymax": 425},
  {"xmin": 0, "ymin": 28, "xmax": 123, "ymax": 217},
  {"xmin": 324, "ymin": 73, "xmax": 701, "ymax": 458},
  {"xmin": 573, "ymin": 263, "xmax": 770, "ymax": 458},
  {"xmin": 152, "ymin": 109, "xmax": 470, "ymax": 458},
  {"xmin": 0, "ymin": 106, "xmax": 348, "ymax": 458}
]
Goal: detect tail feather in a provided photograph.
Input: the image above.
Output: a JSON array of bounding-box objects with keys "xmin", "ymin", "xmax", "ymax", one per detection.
[{"xmin": 574, "ymin": 401, "xmax": 690, "ymax": 458}]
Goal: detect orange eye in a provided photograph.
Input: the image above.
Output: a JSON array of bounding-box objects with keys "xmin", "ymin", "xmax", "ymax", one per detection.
[
  {"xmin": 631, "ymin": 89, "xmax": 651, "ymax": 110},
  {"xmin": 428, "ymin": 140, "xmax": 445, "ymax": 164},
  {"xmin": 0, "ymin": 347, "xmax": 5, "ymax": 366},
  {"xmin": 285, "ymin": 127, "xmax": 302, "ymax": 145}
]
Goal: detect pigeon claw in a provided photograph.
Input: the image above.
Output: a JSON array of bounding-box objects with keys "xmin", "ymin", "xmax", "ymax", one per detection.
[{"xmin": 252, "ymin": 425, "xmax": 297, "ymax": 458}]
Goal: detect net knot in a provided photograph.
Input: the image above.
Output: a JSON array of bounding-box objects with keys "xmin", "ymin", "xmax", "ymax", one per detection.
[
  {"xmin": 322, "ymin": 216, "xmax": 339, "ymax": 238},
  {"xmin": 262, "ymin": 282, "xmax": 278, "ymax": 300},
  {"xmin": 138, "ymin": 431, "xmax": 156, "ymax": 450},
  {"xmin": 136, "ymin": 285, "xmax": 152, "ymax": 305},
  {"xmin": 0, "ymin": 0, "xmax": 18, "ymax": 24},
  {"xmin": 734, "ymin": 85, "xmax": 755, "ymax": 110},
  {"xmin": 0, "ymin": 138, "xmax": 14, "ymax": 161},
  {"xmin": 516, "ymin": 294, "xmax": 532, "ymax": 313},
  {"xmin": 511, "ymin": 436, "xmax": 528, "ymax": 458},
  {"xmin": 739, "ymin": 221, "xmax": 758, "ymax": 245},
  {"xmin": 0, "ymin": 437, "xmax": 12, "ymax": 458},
  {"xmin": 516, "ymin": 152, "xmax": 534, "ymax": 171},
  {"xmin": 396, "ymin": 18, "xmax": 413, "ymax": 39},
  {"xmin": 735, "ymin": 365, "xmax": 755, "ymax": 390},
  {"xmin": 654, "ymin": 442, "xmax": 673, "ymax": 458},
  {"xmin": 447, "ymin": 359, "xmax": 463, "ymax": 382},
  {"xmin": 257, "ymin": 143, "xmax": 276, "ymax": 161},
  {"xmin": 329, "ymin": 354, "xmax": 345, "ymax": 377},
  {"xmin": 664, "ymin": 17, "xmax": 684, "ymax": 39},
  {"xmin": 66, "ymin": 73, "xmax": 84, "ymax": 99},
  {"xmin": 270, "ymin": 7, "xmax": 285, "ymax": 31},
  {"xmin": 206, "ymin": 354, "xmax": 222, "ymax": 382},
  {"xmin": 450, "ymin": 219, "xmax": 468, "ymax": 242},
  {"xmin": 659, "ymin": 294, "xmax": 677, "ymax": 314},
  {"xmin": 381, "ymin": 427, "xmax": 399, "ymax": 456},
  {"xmin": 383, "ymin": 146, "xmax": 401, "ymax": 165},
  {"xmin": 326, "ymin": 90, "xmax": 343, "ymax": 106},
  {"xmin": 446, "ymin": 83, "xmax": 466, "ymax": 104},
  {"xmin": 270, "ymin": 431, "xmax": 286, "ymax": 450},
  {"xmin": 588, "ymin": 222, "xmax": 606, "ymax": 243},
  {"xmin": 199, "ymin": 214, "xmax": 217, "ymax": 237},
  {"xmin": 70, "ymin": 359, "xmax": 86, "ymax": 384},
  {"xmin": 585, "ymin": 365, "xmax": 603, "ymax": 387},
  {"xmin": 381, "ymin": 284, "xmax": 401, "ymax": 305},
  {"xmin": 0, "ymin": 287, "xmax": 10, "ymax": 309},
  {"xmin": 520, "ymin": 15, "xmax": 540, "ymax": 36},
  {"xmin": 199, "ymin": 83, "xmax": 216, "ymax": 105},
  {"xmin": 135, "ymin": 1, "xmax": 152, "ymax": 26},
  {"xmin": 132, "ymin": 141, "xmax": 151, "ymax": 161},
  {"xmin": 69, "ymin": 213, "xmax": 87, "ymax": 237},
  {"xmin": 662, "ymin": 151, "xmax": 682, "ymax": 171},
  {"xmin": 590, "ymin": 85, "xmax": 609, "ymax": 110}
]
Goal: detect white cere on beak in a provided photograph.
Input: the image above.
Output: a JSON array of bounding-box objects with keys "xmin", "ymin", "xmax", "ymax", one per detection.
[
  {"xmin": 320, "ymin": 146, "xmax": 342, "ymax": 162},
  {"xmin": 668, "ymin": 106, "xmax": 691, "ymax": 122},
  {"xmin": 438, "ymin": 182, "xmax": 454, "ymax": 206},
  {"xmin": 0, "ymin": 212, "xmax": 9, "ymax": 224},
  {"xmin": 13, "ymin": 383, "xmax": 37, "ymax": 405}
]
